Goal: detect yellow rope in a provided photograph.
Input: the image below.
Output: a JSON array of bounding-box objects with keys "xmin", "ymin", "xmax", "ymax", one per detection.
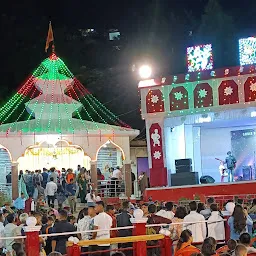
[{"xmin": 67, "ymin": 234, "xmax": 165, "ymax": 247}]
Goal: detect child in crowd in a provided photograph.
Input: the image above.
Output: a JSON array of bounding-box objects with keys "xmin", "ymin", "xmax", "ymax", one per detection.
[
  {"xmin": 36, "ymin": 195, "xmax": 46, "ymax": 212},
  {"xmin": 42, "ymin": 216, "xmax": 55, "ymax": 255},
  {"xmin": 227, "ymin": 239, "xmax": 237, "ymax": 255},
  {"xmin": 67, "ymin": 215, "xmax": 77, "ymax": 227}
]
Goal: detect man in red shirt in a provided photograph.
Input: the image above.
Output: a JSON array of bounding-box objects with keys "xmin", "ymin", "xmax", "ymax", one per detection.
[{"xmin": 106, "ymin": 204, "xmax": 117, "ymax": 238}]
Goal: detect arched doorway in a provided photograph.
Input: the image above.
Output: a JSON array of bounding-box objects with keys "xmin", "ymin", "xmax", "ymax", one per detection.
[
  {"xmin": 17, "ymin": 140, "xmax": 91, "ymax": 171},
  {"xmin": 96, "ymin": 140, "xmax": 125, "ymax": 178},
  {"xmin": 0, "ymin": 145, "xmax": 12, "ymax": 184}
]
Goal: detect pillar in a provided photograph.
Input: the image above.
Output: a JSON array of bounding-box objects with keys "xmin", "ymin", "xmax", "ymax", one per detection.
[
  {"xmin": 122, "ymin": 160, "xmax": 132, "ymax": 197},
  {"xmin": 161, "ymin": 236, "xmax": 172, "ymax": 256},
  {"xmin": 146, "ymin": 120, "xmax": 167, "ymax": 187},
  {"xmin": 24, "ymin": 217, "xmax": 41, "ymax": 256},
  {"xmin": 90, "ymin": 161, "xmax": 97, "ymax": 193},
  {"xmin": 131, "ymin": 209, "xmax": 148, "ymax": 256},
  {"xmin": 11, "ymin": 162, "xmax": 19, "ymax": 200}
]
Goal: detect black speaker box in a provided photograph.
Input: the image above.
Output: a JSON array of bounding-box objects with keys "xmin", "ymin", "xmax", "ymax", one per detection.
[
  {"xmin": 200, "ymin": 175, "xmax": 215, "ymax": 184},
  {"xmin": 175, "ymin": 158, "xmax": 192, "ymax": 167},
  {"xmin": 242, "ymin": 166, "xmax": 251, "ymax": 181},
  {"xmin": 176, "ymin": 165, "xmax": 193, "ymax": 173},
  {"xmin": 171, "ymin": 172, "xmax": 199, "ymax": 186}
]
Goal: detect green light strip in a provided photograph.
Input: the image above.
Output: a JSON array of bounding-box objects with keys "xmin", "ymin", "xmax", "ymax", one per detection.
[
  {"xmin": 34, "ymin": 76, "xmax": 49, "ymax": 132},
  {"xmin": 0, "ymin": 81, "xmax": 35, "ymax": 123},
  {"xmin": 0, "ymin": 94, "xmax": 24, "ymax": 119},
  {"xmin": 7, "ymin": 87, "xmax": 38, "ymax": 131},
  {"xmin": 66, "ymin": 85, "xmax": 89, "ymax": 131},
  {"xmin": 71, "ymin": 82, "xmax": 109, "ymax": 129},
  {"xmin": 62, "ymin": 64, "xmax": 127, "ymax": 127},
  {"xmin": 46, "ymin": 59, "xmax": 56, "ymax": 132},
  {"xmin": 58, "ymin": 65, "xmax": 92, "ymax": 131},
  {"xmin": 33, "ymin": 56, "xmax": 73, "ymax": 81},
  {"xmin": 59, "ymin": 79, "xmax": 75, "ymax": 133}
]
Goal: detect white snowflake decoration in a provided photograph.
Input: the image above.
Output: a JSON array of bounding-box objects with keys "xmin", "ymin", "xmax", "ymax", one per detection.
[
  {"xmin": 174, "ymin": 91, "xmax": 183, "ymax": 100},
  {"xmin": 224, "ymin": 86, "xmax": 233, "ymax": 96},
  {"xmin": 198, "ymin": 89, "xmax": 208, "ymax": 98},
  {"xmin": 250, "ymin": 83, "xmax": 256, "ymax": 92},
  {"xmin": 153, "ymin": 151, "xmax": 162, "ymax": 160},
  {"xmin": 151, "ymin": 95, "xmax": 159, "ymax": 104},
  {"xmin": 239, "ymin": 66, "xmax": 244, "ymax": 73},
  {"xmin": 224, "ymin": 69, "xmax": 230, "ymax": 75}
]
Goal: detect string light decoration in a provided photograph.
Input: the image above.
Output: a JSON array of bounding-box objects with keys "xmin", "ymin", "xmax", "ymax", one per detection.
[
  {"xmin": 0, "ymin": 52, "xmax": 131, "ymax": 134},
  {"xmin": 187, "ymin": 44, "xmax": 213, "ymax": 73},
  {"xmin": 239, "ymin": 37, "xmax": 256, "ymax": 66}
]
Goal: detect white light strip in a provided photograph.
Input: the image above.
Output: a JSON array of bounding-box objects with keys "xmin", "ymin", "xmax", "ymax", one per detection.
[{"xmin": 138, "ymin": 79, "xmax": 157, "ymax": 88}]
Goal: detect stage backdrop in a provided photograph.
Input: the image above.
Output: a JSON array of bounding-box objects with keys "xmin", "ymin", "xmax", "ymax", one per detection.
[
  {"xmin": 201, "ymin": 125, "xmax": 256, "ymax": 182},
  {"xmin": 231, "ymin": 128, "xmax": 256, "ymax": 179}
]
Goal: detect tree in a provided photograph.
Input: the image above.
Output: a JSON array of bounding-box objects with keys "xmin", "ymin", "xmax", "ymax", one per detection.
[{"xmin": 196, "ymin": 0, "xmax": 237, "ymax": 67}]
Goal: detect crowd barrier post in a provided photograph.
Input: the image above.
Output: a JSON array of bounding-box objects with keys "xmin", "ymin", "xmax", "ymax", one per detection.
[
  {"xmin": 224, "ymin": 216, "xmax": 230, "ymax": 242},
  {"xmin": 23, "ymin": 217, "xmax": 41, "ymax": 256},
  {"xmin": 161, "ymin": 235, "xmax": 172, "ymax": 256},
  {"xmin": 67, "ymin": 243, "xmax": 80, "ymax": 256},
  {"xmin": 131, "ymin": 209, "xmax": 148, "ymax": 256}
]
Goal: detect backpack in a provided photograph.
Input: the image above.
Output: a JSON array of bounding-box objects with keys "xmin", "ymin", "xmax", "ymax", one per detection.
[{"xmin": 34, "ymin": 174, "xmax": 41, "ymax": 184}]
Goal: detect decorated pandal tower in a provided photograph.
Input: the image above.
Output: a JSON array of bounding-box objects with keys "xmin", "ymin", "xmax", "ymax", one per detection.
[{"xmin": 0, "ymin": 51, "xmax": 139, "ymax": 198}]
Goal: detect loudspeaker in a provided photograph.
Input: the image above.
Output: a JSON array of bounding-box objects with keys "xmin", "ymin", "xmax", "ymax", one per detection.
[
  {"xmin": 175, "ymin": 158, "xmax": 192, "ymax": 167},
  {"xmin": 242, "ymin": 166, "xmax": 251, "ymax": 181},
  {"xmin": 200, "ymin": 175, "xmax": 215, "ymax": 184},
  {"xmin": 176, "ymin": 165, "xmax": 193, "ymax": 173},
  {"xmin": 171, "ymin": 172, "xmax": 199, "ymax": 186}
]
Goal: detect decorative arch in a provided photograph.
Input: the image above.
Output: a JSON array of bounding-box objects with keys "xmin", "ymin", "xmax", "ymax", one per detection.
[
  {"xmin": 219, "ymin": 80, "xmax": 239, "ymax": 105},
  {"xmin": 94, "ymin": 139, "xmax": 125, "ymax": 161},
  {"xmin": 0, "ymin": 144, "xmax": 13, "ymax": 162},
  {"xmin": 146, "ymin": 89, "xmax": 165, "ymax": 113},
  {"xmin": 18, "ymin": 140, "xmax": 91, "ymax": 171},
  {"xmin": 194, "ymin": 83, "xmax": 213, "ymax": 108},
  {"xmin": 169, "ymin": 86, "xmax": 189, "ymax": 111},
  {"xmin": 244, "ymin": 76, "xmax": 256, "ymax": 102}
]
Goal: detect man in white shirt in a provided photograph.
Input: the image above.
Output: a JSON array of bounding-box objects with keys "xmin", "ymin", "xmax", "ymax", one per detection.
[
  {"xmin": 45, "ymin": 177, "xmax": 57, "ymax": 207},
  {"xmin": 4, "ymin": 214, "xmax": 17, "ymax": 254},
  {"xmin": 112, "ymin": 166, "xmax": 122, "ymax": 180},
  {"xmin": 207, "ymin": 203, "xmax": 225, "ymax": 241},
  {"xmin": 200, "ymin": 197, "xmax": 214, "ymax": 219},
  {"xmin": 156, "ymin": 201, "xmax": 174, "ymax": 220},
  {"xmin": 92, "ymin": 201, "xmax": 112, "ymax": 252},
  {"xmin": 183, "ymin": 201, "xmax": 206, "ymax": 243},
  {"xmin": 111, "ymin": 166, "xmax": 122, "ymax": 197}
]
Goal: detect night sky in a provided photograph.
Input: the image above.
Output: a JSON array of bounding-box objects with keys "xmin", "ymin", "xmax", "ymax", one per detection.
[{"xmin": 1, "ymin": 0, "xmax": 256, "ymax": 133}]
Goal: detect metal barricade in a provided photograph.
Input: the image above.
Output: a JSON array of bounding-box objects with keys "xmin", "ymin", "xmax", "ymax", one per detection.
[
  {"xmin": 0, "ymin": 183, "xmax": 12, "ymax": 202},
  {"xmin": 97, "ymin": 179, "xmax": 126, "ymax": 198}
]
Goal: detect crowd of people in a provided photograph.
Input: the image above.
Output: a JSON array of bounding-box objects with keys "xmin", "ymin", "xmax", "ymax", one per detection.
[{"xmin": 1, "ymin": 165, "xmax": 256, "ymax": 256}]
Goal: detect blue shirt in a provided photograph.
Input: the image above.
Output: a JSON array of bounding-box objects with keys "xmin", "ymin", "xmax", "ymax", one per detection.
[
  {"xmin": 14, "ymin": 197, "xmax": 25, "ymax": 210},
  {"xmin": 228, "ymin": 216, "xmax": 253, "ymax": 240},
  {"xmin": 42, "ymin": 172, "xmax": 48, "ymax": 182},
  {"xmin": 66, "ymin": 183, "xmax": 76, "ymax": 196}
]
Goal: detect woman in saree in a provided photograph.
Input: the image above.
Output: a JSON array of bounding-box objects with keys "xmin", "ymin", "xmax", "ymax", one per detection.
[
  {"xmin": 174, "ymin": 229, "xmax": 200, "ymax": 256},
  {"xmin": 18, "ymin": 170, "xmax": 29, "ymax": 200}
]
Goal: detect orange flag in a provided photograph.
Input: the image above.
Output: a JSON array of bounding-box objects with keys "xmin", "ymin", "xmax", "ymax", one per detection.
[{"xmin": 45, "ymin": 22, "xmax": 54, "ymax": 52}]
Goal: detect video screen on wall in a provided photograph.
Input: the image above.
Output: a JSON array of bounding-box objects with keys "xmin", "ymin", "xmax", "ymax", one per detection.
[{"xmin": 231, "ymin": 129, "xmax": 256, "ymax": 178}]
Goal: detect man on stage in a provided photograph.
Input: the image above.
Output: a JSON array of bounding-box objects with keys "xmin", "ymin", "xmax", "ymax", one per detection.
[{"xmin": 225, "ymin": 151, "xmax": 236, "ymax": 182}]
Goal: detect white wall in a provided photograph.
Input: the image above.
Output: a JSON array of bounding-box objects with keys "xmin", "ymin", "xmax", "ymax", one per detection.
[
  {"xmin": 200, "ymin": 125, "xmax": 256, "ymax": 182},
  {"xmin": 165, "ymin": 124, "xmax": 202, "ymax": 185}
]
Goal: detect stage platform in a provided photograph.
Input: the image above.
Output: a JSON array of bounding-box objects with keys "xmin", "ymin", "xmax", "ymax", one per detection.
[{"xmin": 144, "ymin": 180, "xmax": 256, "ymax": 202}]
